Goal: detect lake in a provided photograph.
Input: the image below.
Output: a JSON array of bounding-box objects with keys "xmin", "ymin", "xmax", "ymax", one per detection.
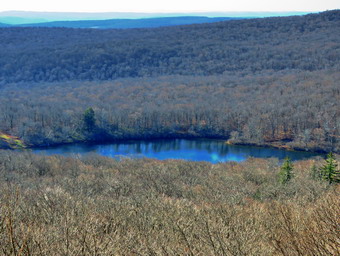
[{"xmin": 31, "ymin": 139, "xmax": 323, "ymax": 163}]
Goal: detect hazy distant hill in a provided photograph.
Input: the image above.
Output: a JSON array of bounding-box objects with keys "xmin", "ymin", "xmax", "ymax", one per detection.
[
  {"xmin": 17, "ymin": 17, "xmax": 239, "ymax": 29},
  {"xmin": 0, "ymin": 10, "xmax": 339, "ymax": 84},
  {"xmin": 0, "ymin": 16, "xmax": 47, "ymax": 25},
  {"xmin": 0, "ymin": 10, "xmax": 310, "ymax": 24},
  {"xmin": 0, "ymin": 10, "xmax": 311, "ymax": 28},
  {"xmin": 0, "ymin": 22, "xmax": 11, "ymax": 27}
]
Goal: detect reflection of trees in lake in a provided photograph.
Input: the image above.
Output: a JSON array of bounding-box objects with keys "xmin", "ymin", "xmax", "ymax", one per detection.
[
  {"xmin": 98, "ymin": 139, "xmax": 322, "ymax": 161},
  {"xmin": 34, "ymin": 139, "xmax": 323, "ymax": 162}
]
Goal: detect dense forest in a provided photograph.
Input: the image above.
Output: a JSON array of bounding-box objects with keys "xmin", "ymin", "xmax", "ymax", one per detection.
[
  {"xmin": 0, "ymin": 151, "xmax": 339, "ymax": 254},
  {"xmin": 0, "ymin": 10, "xmax": 339, "ymax": 84},
  {"xmin": 1, "ymin": 10, "xmax": 339, "ymax": 255},
  {"xmin": 0, "ymin": 10, "xmax": 339, "ymax": 152},
  {"xmin": 0, "ymin": 70, "xmax": 339, "ymax": 152}
]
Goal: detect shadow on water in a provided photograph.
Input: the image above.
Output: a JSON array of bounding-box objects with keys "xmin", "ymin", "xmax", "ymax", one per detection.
[{"xmin": 31, "ymin": 139, "xmax": 324, "ymax": 163}]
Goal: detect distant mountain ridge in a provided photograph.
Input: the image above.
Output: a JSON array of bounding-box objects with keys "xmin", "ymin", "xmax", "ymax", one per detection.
[
  {"xmin": 0, "ymin": 16, "xmax": 48, "ymax": 25},
  {"xmin": 0, "ymin": 22, "xmax": 11, "ymax": 27},
  {"xmin": 0, "ymin": 10, "xmax": 311, "ymax": 24},
  {"xmin": 12, "ymin": 16, "xmax": 240, "ymax": 29},
  {"xmin": 0, "ymin": 10, "xmax": 313, "ymax": 28}
]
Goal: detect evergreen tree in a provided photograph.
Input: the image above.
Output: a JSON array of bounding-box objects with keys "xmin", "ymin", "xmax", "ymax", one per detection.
[
  {"xmin": 310, "ymin": 162, "xmax": 322, "ymax": 180},
  {"xmin": 321, "ymin": 152, "xmax": 339, "ymax": 184},
  {"xmin": 279, "ymin": 157, "xmax": 294, "ymax": 184},
  {"xmin": 83, "ymin": 107, "xmax": 96, "ymax": 133}
]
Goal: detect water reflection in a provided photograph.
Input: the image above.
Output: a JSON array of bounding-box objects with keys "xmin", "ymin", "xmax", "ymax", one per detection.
[{"xmin": 32, "ymin": 139, "xmax": 323, "ymax": 163}]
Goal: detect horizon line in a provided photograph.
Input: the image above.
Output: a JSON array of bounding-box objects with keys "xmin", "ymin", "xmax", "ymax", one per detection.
[{"xmin": 0, "ymin": 10, "xmax": 317, "ymax": 14}]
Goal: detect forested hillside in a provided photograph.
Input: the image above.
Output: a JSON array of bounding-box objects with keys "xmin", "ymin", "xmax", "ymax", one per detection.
[
  {"xmin": 1, "ymin": 8, "xmax": 340, "ymax": 256},
  {"xmin": 0, "ymin": 70, "xmax": 339, "ymax": 152},
  {"xmin": 0, "ymin": 10, "xmax": 339, "ymax": 152},
  {"xmin": 0, "ymin": 10, "xmax": 339, "ymax": 84}
]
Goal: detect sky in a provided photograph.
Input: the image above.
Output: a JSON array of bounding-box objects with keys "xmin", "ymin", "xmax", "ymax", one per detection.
[{"xmin": 0, "ymin": 0, "xmax": 339, "ymax": 13}]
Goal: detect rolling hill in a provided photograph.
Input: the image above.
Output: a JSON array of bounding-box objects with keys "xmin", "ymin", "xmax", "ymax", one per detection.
[
  {"xmin": 0, "ymin": 10, "xmax": 339, "ymax": 152},
  {"xmin": 0, "ymin": 10, "xmax": 339, "ymax": 256},
  {"xmin": 15, "ymin": 16, "xmax": 239, "ymax": 29},
  {"xmin": 0, "ymin": 10, "xmax": 310, "ymax": 24},
  {"xmin": 0, "ymin": 10, "xmax": 339, "ymax": 84},
  {"xmin": 0, "ymin": 22, "xmax": 10, "ymax": 27}
]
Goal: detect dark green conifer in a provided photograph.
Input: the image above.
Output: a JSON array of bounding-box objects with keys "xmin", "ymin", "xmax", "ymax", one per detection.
[
  {"xmin": 279, "ymin": 157, "xmax": 294, "ymax": 184},
  {"xmin": 321, "ymin": 153, "xmax": 339, "ymax": 184},
  {"xmin": 310, "ymin": 163, "xmax": 322, "ymax": 180},
  {"xmin": 83, "ymin": 107, "xmax": 96, "ymax": 133}
]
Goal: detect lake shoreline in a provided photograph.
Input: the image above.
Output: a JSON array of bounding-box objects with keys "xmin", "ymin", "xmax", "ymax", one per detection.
[
  {"xmin": 226, "ymin": 140, "xmax": 329, "ymax": 154},
  {"xmin": 0, "ymin": 135, "xmax": 328, "ymax": 159},
  {"xmin": 0, "ymin": 134, "xmax": 332, "ymax": 155}
]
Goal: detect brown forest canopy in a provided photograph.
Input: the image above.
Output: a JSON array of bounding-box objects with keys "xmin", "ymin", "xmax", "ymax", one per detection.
[
  {"xmin": 0, "ymin": 70, "xmax": 339, "ymax": 152},
  {"xmin": 0, "ymin": 151, "xmax": 339, "ymax": 255},
  {"xmin": 1, "ymin": 11, "xmax": 339, "ymax": 255},
  {"xmin": 0, "ymin": 10, "xmax": 339, "ymax": 84},
  {"xmin": 0, "ymin": 10, "xmax": 339, "ymax": 152}
]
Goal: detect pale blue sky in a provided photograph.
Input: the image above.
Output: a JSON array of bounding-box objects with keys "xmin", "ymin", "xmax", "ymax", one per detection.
[{"xmin": 0, "ymin": 0, "xmax": 339, "ymax": 13}]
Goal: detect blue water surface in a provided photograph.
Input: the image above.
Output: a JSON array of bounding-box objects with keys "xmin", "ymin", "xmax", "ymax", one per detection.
[{"xmin": 31, "ymin": 139, "xmax": 323, "ymax": 163}]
